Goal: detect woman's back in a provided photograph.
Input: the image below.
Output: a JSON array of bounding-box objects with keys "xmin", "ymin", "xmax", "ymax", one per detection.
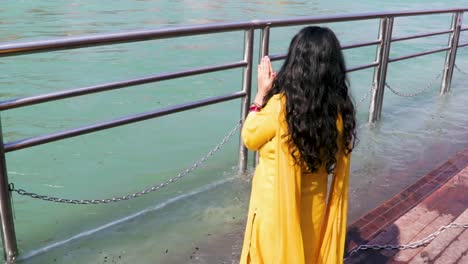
[
  {"xmin": 240, "ymin": 94, "xmax": 350, "ymax": 264},
  {"xmin": 239, "ymin": 26, "xmax": 355, "ymax": 264}
]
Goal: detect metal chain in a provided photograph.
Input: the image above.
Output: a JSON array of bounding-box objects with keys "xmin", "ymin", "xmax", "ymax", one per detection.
[
  {"xmin": 356, "ymin": 86, "xmax": 373, "ymax": 110},
  {"xmin": 345, "ymin": 222, "xmax": 468, "ymax": 260},
  {"xmin": 455, "ymin": 64, "xmax": 468, "ymax": 76},
  {"xmin": 9, "ymin": 121, "xmax": 242, "ymax": 205},
  {"xmin": 385, "ymin": 70, "xmax": 443, "ymax": 97}
]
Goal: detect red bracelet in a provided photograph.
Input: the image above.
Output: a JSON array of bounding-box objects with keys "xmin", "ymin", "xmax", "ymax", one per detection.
[{"xmin": 249, "ymin": 104, "xmax": 262, "ymax": 112}]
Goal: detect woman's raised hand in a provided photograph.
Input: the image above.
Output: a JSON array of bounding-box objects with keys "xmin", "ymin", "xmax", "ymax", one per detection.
[{"xmin": 257, "ymin": 56, "xmax": 276, "ymax": 97}]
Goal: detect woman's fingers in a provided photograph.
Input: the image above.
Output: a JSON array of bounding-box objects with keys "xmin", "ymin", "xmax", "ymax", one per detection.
[
  {"xmin": 258, "ymin": 57, "xmax": 267, "ymax": 75},
  {"xmin": 258, "ymin": 56, "xmax": 273, "ymax": 76},
  {"xmin": 262, "ymin": 56, "xmax": 274, "ymax": 79},
  {"xmin": 265, "ymin": 56, "xmax": 272, "ymax": 75},
  {"xmin": 257, "ymin": 56, "xmax": 276, "ymax": 95}
]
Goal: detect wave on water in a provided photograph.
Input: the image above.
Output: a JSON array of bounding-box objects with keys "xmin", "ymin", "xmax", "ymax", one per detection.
[{"xmin": 17, "ymin": 176, "xmax": 237, "ymax": 261}]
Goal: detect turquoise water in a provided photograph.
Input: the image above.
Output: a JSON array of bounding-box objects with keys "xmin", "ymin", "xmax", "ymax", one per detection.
[{"xmin": 1, "ymin": 1, "xmax": 468, "ymax": 263}]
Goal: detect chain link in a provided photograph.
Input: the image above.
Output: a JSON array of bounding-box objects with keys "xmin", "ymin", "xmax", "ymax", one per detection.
[
  {"xmin": 455, "ymin": 64, "xmax": 468, "ymax": 76},
  {"xmin": 356, "ymin": 86, "xmax": 372, "ymax": 111},
  {"xmin": 345, "ymin": 222, "xmax": 468, "ymax": 260},
  {"xmin": 385, "ymin": 70, "xmax": 443, "ymax": 97},
  {"xmin": 10, "ymin": 121, "xmax": 242, "ymax": 205}
]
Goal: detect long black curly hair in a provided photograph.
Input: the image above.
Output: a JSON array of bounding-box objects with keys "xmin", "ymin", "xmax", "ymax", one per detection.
[{"xmin": 264, "ymin": 26, "xmax": 356, "ymax": 174}]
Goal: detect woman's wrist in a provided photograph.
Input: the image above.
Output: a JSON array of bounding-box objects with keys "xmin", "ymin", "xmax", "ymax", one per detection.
[
  {"xmin": 249, "ymin": 103, "xmax": 262, "ymax": 112},
  {"xmin": 253, "ymin": 92, "xmax": 266, "ymax": 107}
]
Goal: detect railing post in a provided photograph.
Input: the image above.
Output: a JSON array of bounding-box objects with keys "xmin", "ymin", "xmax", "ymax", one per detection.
[
  {"xmin": 440, "ymin": 12, "xmax": 463, "ymax": 95},
  {"xmin": 369, "ymin": 17, "xmax": 394, "ymax": 124},
  {"xmin": 0, "ymin": 117, "xmax": 18, "ymax": 263},
  {"xmin": 251, "ymin": 26, "xmax": 271, "ymax": 168},
  {"xmin": 239, "ymin": 29, "xmax": 254, "ymax": 174},
  {"xmin": 259, "ymin": 26, "xmax": 270, "ymax": 58}
]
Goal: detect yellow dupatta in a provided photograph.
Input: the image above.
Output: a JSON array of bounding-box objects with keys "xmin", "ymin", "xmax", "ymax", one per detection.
[{"xmin": 272, "ymin": 98, "xmax": 350, "ymax": 264}]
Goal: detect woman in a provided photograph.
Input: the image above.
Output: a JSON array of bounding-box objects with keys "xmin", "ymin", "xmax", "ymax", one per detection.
[{"xmin": 239, "ymin": 26, "xmax": 356, "ymax": 264}]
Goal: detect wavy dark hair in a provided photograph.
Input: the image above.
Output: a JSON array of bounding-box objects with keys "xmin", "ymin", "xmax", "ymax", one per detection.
[{"xmin": 264, "ymin": 26, "xmax": 356, "ymax": 174}]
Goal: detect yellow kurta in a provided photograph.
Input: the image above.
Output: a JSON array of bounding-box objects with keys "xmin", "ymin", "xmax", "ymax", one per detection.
[{"xmin": 240, "ymin": 94, "xmax": 350, "ymax": 264}]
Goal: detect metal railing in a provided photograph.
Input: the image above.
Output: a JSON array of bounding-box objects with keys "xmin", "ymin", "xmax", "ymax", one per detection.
[{"xmin": 0, "ymin": 7, "xmax": 467, "ymax": 262}]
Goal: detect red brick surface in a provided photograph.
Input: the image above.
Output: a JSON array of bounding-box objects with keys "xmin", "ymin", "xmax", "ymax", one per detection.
[
  {"xmin": 345, "ymin": 149, "xmax": 468, "ymax": 264},
  {"xmin": 409, "ymin": 210, "xmax": 468, "ymax": 264}
]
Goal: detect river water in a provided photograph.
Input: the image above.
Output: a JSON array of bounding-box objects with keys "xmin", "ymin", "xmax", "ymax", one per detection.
[{"xmin": 1, "ymin": 1, "xmax": 468, "ymax": 263}]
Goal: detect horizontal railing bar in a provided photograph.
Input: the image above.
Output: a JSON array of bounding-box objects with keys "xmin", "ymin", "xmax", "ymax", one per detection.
[
  {"xmin": 346, "ymin": 62, "xmax": 379, "ymax": 73},
  {"xmin": 264, "ymin": 12, "xmax": 386, "ymax": 27},
  {"xmin": 4, "ymin": 91, "xmax": 246, "ymax": 152},
  {"xmin": 461, "ymin": 27, "xmax": 468, "ymax": 32},
  {"xmin": 269, "ymin": 53, "xmax": 286, "ymax": 61},
  {"xmin": 270, "ymin": 40, "xmax": 380, "ymax": 60},
  {"xmin": 388, "ymin": 46, "xmax": 450, "ymax": 63},
  {"xmin": 392, "ymin": 29, "xmax": 453, "ymax": 42},
  {"xmin": 342, "ymin": 40, "xmax": 381, "ymax": 50},
  {"xmin": 458, "ymin": 42, "xmax": 468, "ymax": 48},
  {"xmin": 0, "ymin": 61, "xmax": 247, "ymax": 111},
  {"xmin": 0, "ymin": 22, "xmax": 255, "ymax": 58},
  {"xmin": 270, "ymin": 53, "xmax": 378, "ymax": 73},
  {"xmin": 1, "ymin": 8, "xmax": 468, "ymax": 57},
  {"xmin": 264, "ymin": 8, "xmax": 468, "ymax": 28}
]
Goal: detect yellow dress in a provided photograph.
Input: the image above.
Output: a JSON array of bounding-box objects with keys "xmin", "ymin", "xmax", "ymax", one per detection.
[{"xmin": 239, "ymin": 94, "xmax": 350, "ymax": 264}]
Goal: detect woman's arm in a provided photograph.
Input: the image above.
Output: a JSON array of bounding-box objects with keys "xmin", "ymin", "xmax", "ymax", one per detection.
[
  {"xmin": 241, "ymin": 56, "xmax": 277, "ymax": 150},
  {"xmin": 241, "ymin": 100, "xmax": 278, "ymax": 150}
]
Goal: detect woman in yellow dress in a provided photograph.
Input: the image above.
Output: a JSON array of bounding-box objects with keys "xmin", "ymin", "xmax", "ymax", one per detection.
[{"xmin": 239, "ymin": 26, "xmax": 356, "ymax": 264}]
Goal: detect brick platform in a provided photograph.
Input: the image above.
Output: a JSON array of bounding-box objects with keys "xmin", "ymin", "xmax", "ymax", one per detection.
[{"xmin": 345, "ymin": 150, "xmax": 468, "ymax": 263}]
